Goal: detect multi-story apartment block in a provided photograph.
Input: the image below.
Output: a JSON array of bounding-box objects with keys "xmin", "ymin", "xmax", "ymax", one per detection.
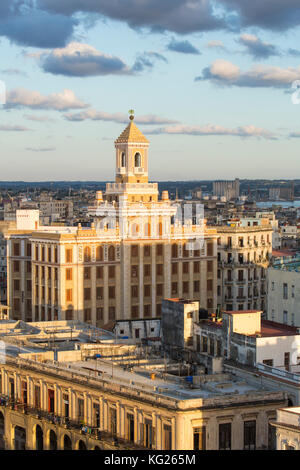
[
  {"xmin": 216, "ymin": 217, "xmax": 273, "ymax": 312},
  {"xmin": 267, "ymin": 256, "xmax": 300, "ymax": 326},
  {"xmin": 0, "ymin": 318, "xmax": 287, "ymax": 450},
  {"xmin": 6, "ymin": 116, "xmax": 218, "ymax": 325},
  {"xmin": 213, "ymin": 179, "xmax": 240, "ymax": 201}
]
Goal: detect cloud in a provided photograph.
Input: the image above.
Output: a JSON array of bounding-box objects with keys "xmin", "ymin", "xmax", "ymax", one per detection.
[
  {"xmin": 2, "ymin": 68, "xmax": 28, "ymax": 77},
  {"xmin": 0, "ymin": 1, "xmax": 77, "ymax": 48},
  {"xmin": 37, "ymin": 0, "xmax": 225, "ymax": 34},
  {"xmin": 205, "ymin": 40, "xmax": 226, "ymax": 50},
  {"xmin": 196, "ymin": 59, "xmax": 300, "ymax": 88},
  {"xmin": 23, "ymin": 114, "xmax": 55, "ymax": 122},
  {"xmin": 0, "ymin": 124, "xmax": 31, "ymax": 132},
  {"xmin": 26, "ymin": 147, "xmax": 56, "ymax": 152},
  {"xmin": 30, "ymin": 42, "xmax": 166, "ymax": 77},
  {"xmin": 167, "ymin": 38, "xmax": 200, "ymax": 55},
  {"xmin": 64, "ymin": 109, "xmax": 179, "ymax": 125},
  {"xmin": 288, "ymin": 132, "xmax": 300, "ymax": 138},
  {"xmin": 147, "ymin": 123, "xmax": 276, "ymax": 139},
  {"xmin": 221, "ymin": 0, "xmax": 300, "ymax": 31},
  {"xmin": 5, "ymin": 88, "xmax": 89, "ymax": 111},
  {"xmin": 131, "ymin": 51, "xmax": 167, "ymax": 73},
  {"xmin": 288, "ymin": 48, "xmax": 300, "ymax": 57},
  {"xmin": 38, "ymin": 42, "xmax": 131, "ymax": 77},
  {"xmin": 238, "ymin": 34, "xmax": 280, "ymax": 59}
]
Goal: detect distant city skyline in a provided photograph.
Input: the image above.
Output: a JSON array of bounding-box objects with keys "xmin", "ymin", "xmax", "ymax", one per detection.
[{"xmin": 1, "ymin": 1, "xmax": 300, "ymax": 180}]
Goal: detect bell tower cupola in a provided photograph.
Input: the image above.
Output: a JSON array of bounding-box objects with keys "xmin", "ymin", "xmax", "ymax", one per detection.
[{"xmin": 114, "ymin": 110, "xmax": 149, "ymax": 184}]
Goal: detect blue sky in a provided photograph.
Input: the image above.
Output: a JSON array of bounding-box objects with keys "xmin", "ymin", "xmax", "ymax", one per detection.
[{"xmin": 1, "ymin": 1, "xmax": 300, "ymax": 181}]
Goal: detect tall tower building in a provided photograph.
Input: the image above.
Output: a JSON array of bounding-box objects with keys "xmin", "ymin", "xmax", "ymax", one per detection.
[{"xmin": 6, "ymin": 114, "xmax": 218, "ymax": 325}]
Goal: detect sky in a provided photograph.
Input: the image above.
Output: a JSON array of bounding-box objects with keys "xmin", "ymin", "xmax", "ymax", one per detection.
[{"xmin": 1, "ymin": 0, "xmax": 300, "ymax": 181}]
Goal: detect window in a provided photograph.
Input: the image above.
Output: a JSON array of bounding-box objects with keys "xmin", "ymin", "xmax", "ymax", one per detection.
[
  {"xmin": 65, "ymin": 248, "xmax": 73, "ymax": 263},
  {"xmin": 263, "ymin": 359, "xmax": 273, "ymax": 367},
  {"xmin": 183, "ymin": 281, "xmax": 189, "ymax": 294},
  {"xmin": 194, "ymin": 261, "xmax": 200, "ymax": 273},
  {"xmin": 194, "ymin": 427, "xmax": 206, "ymax": 450},
  {"xmin": 131, "ymin": 306, "xmax": 138, "ymax": 318},
  {"xmin": 157, "ymin": 284, "xmax": 163, "ymax": 296},
  {"xmin": 244, "ymin": 421, "xmax": 256, "ymax": 450},
  {"xmin": 109, "ymin": 307, "xmax": 115, "ymax": 320},
  {"xmin": 131, "ymin": 265, "xmax": 138, "ymax": 278},
  {"xmin": 66, "ymin": 289, "xmax": 72, "ymax": 302},
  {"xmin": 268, "ymin": 422, "xmax": 276, "ymax": 450},
  {"xmin": 66, "ymin": 268, "xmax": 72, "ymax": 281},
  {"xmin": 144, "ymin": 264, "xmax": 151, "ymax": 277},
  {"xmin": 283, "ymin": 283, "xmax": 288, "ymax": 299},
  {"xmin": 144, "ymin": 245, "xmax": 151, "ymax": 257},
  {"xmin": 84, "ymin": 247, "xmax": 91, "ymax": 262},
  {"xmin": 172, "ymin": 264, "xmax": 178, "ymax": 275},
  {"xmin": 163, "ymin": 425, "xmax": 172, "ymax": 450},
  {"xmin": 84, "ymin": 288, "xmax": 91, "ymax": 300},
  {"xmin": 207, "ymin": 260, "xmax": 213, "ymax": 273},
  {"xmin": 84, "ymin": 309, "xmax": 91, "ymax": 322},
  {"xmin": 96, "ymin": 246, "xmax": 103, "ymax": 261},
  {"xmin": 183, "ymin": 262, "xmax": 189, "ymax": 274},
  {"xmin": 207, "ymin": 242, "xmax": 213, "ymax": 256},
  {"xmin": 108, "ymin": 246, "xmax": 115, "ymax": 261},
  {"xmin": 84, "ymin": 267, "xmax": 91, "ymax": 280},
  {"xmin": 156, "ymin": 264, "xmax": 163, "ymax": 276},
  {"xmin": 131, "ymin": 285, "xmax": 138, "ymax": 298},
  {"xmin": 77, "ymin": 398, "xmax": 84, "ymax": 422},
  {"xmin": 96, "ymin": 287, "xmax": 103, "ymax": 300},
  {"xmin": 144, "ymin": 285, "xmax": 151, "ymax": 297},
  {"xmin": 144, "ymin": 305, "xmax": 151, "ymax": 317},
  {"xmin": 219, "ymin": 423, "xmax": 231, "ymax": 450},
  {"xmin": 131, "ymin": 245, "xmax": 138, "ymax": 257},
  {"xmin": 13, "ymin": 242, "xmax": 20, "ymax": 257},
  {"xmin": 96, "ymin": 266, "xmax": 103, "ymax": 279},
  {"xmin": 283, "ymin": 311, "xmax": 288, "ymax": 324},
  {"xmin": 108, "ymin": 286, "xmax": 115, "ymax": 299},
  {"xmin": 194, "ymin": 281, "xmax": 200, "ymax": 292},
  {"xmin": 171, "ymin": 244, "xmax": 178, "ymax": 258},
  {"xmin": 157, "ymin": 244, "xmax": 163, "ymax": 256},
  {"xmin": 171, "ymin": 282, "xmax": 177, "ymax": 295},
  {"xmin": 109, "ymin": 266, "xmax": 115, "ymax": 278},
  {"xmin": 96, "ymin": 308, "xmax": 103, "ymax": 321},
  {"xmin": 284, "ymin": 352, "xmax": 290, "ymax": 371},
  {"xmin": 134, "ymin": 152, "xmax": 141, "ymax": 167},
  {"xmin": 121, "ymin": 151, "xmax": 126, "ymax": 167}
]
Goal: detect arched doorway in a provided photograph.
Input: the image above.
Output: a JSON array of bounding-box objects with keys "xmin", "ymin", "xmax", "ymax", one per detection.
[
  {"xmin": 35, "ymin": 425, "xmax": 43, "ymax": 450},
  {"xmin": 288, "ymin": 398, "xmax": 294, "ymax": 407},
  {"xmin": 14, "ymin": 426, "xmax": 26, "ymax": 450},
  {"xmin": 49, "ymin": 430, "xmax": 57, "ymax": 450},
  {"xmin": 63, "ymin": 434, "xmax": 72, "ymax": 450},
  {"xmin": 0, "ymin": 412, "xmax": 5, "ymax": 449},
  {"xmin": 77, "ymin": 440, "xmax": 87, "ymax": 450}
]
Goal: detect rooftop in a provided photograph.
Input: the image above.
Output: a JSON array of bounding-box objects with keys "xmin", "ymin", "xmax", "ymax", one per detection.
[
  {"xmin": 115, "ymin": 120, "xmax": 149, "ymax": 144},
  {"xmin": 0, "ymin": 319, "xmax": 283, "ymax": 408}
]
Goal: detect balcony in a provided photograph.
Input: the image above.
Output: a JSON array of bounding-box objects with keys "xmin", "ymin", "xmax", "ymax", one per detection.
[
  {"xmin": 0, "ymin": 396, "xmax": 146, "ymax": 450},
  {"xmin": 134, "ymin": 167, "xmax": 145, "ymax": 174}
]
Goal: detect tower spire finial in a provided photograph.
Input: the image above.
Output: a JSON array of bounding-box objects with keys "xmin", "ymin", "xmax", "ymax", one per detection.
[{"xmin": 129, "ymin": 109, "xmax": 135, "ymax": 121}]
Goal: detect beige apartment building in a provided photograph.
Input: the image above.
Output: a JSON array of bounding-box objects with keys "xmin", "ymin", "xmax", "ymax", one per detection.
[
  {"xmin": 6, "ymin": 116, "xmax": 218, "ymax": 325},
  {"xmin": 0, "ymin": 319, "xmax": 287, "ymax": 450},
  {"xmin": 216, "ymin": 218, "xmax": 273, "ymax": 312}
]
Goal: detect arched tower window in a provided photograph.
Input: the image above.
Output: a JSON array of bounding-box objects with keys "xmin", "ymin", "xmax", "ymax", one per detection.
[
  {"xmin": 121, "ymin": 152, "xmax": 126, "ymax": 167},
  {"xmin": 134, "ymin": 152, "xmax": 141, "ymax": 167}
]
